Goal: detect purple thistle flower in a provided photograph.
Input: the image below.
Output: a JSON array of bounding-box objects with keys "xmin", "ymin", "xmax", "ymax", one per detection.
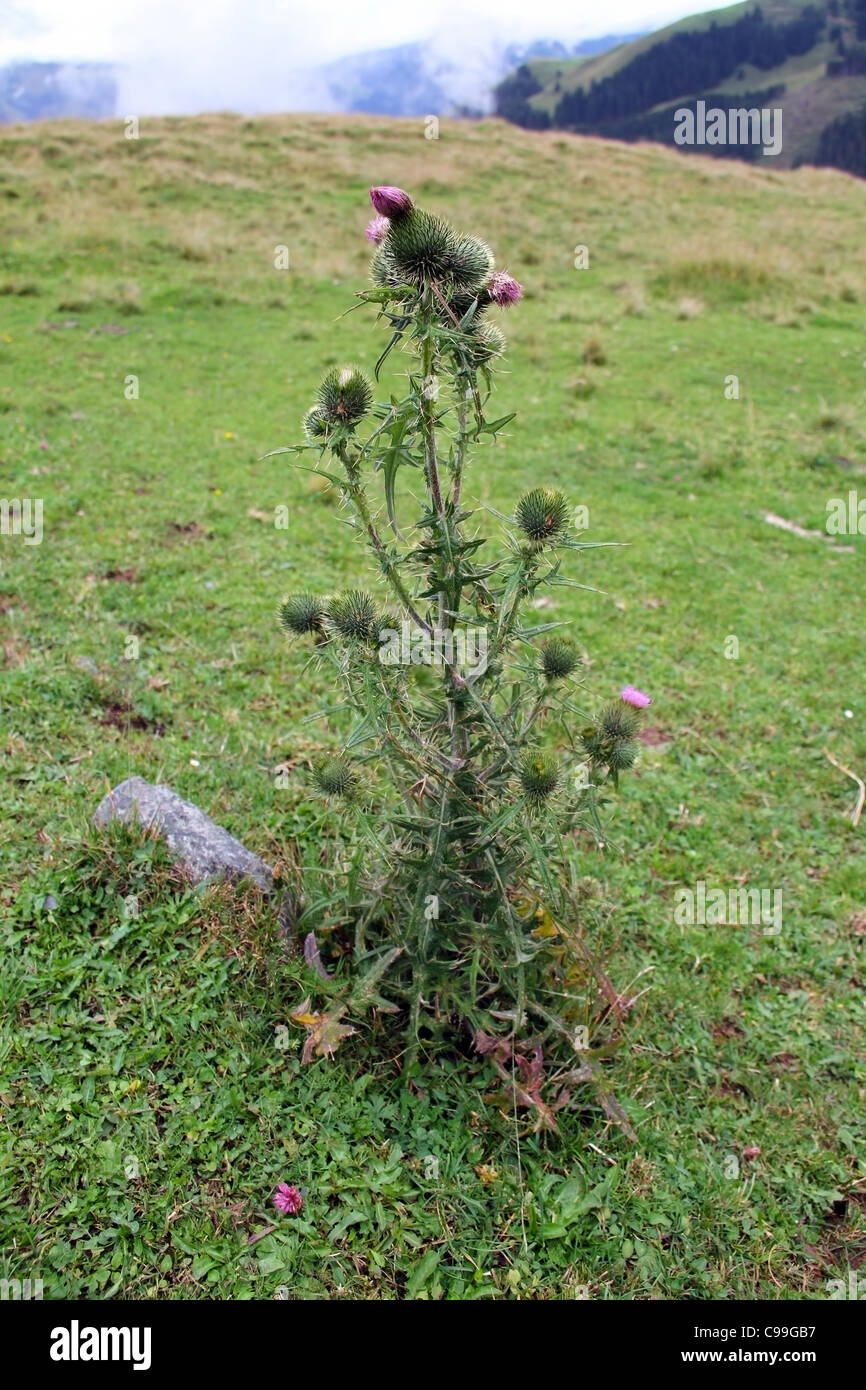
[
  {"xmin": 621, "ymin": 685, "xmax": 652, "ymax": 708},
  {"xmin": 365, "ymin": 215, "xmax": 390, "ymax": 245},
  {"xmin": 488, "ymin": 270, "xmax": 523, "ymax": 307},
  {"xmin": 273, "ymin": 1183, "xmax": 304, "ymax": 1215},
  {"xmin": 369, "ymin": 185, "xmax": 414, "ymax": 219}
]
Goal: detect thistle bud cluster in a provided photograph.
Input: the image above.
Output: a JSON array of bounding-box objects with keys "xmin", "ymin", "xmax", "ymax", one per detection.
[
  {"xmin": 367, "ymin": 184, "xmax": 522, "ymax": 371},
  {"xmin": 582, "ymin": 699, "xmax": 645, "ymax": 781}
]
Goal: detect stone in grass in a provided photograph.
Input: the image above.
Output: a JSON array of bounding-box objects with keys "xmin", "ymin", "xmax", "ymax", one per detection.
[{"xmin": 93, "ymin": 776, "xmax": 272, "ymax": 890}]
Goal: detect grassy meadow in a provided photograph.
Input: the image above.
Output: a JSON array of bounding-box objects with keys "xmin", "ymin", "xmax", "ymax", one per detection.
[{"xmin": 1, "ymin": 112, "xmax": 865, "ymax": 1300}]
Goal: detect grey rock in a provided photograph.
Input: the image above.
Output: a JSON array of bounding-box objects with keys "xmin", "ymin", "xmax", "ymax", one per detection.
[{"xmin": 93, "ymin": 776, "xmax": 272, "ymax": 890}]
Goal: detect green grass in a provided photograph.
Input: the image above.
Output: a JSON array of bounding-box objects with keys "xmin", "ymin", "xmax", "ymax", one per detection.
[{"xmin": 1, "ymin": 112, "xmax": 865, "ymax": 1300}]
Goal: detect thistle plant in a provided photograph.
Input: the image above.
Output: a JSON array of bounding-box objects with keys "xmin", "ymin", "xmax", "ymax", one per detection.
[{"xmin": 272, "ymin": 185, "xmax": 651, "ymax": 1106}]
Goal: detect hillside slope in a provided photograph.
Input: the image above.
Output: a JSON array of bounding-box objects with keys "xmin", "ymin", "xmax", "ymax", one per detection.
[
  {"xmin": 495, "ymin": 0, "xmax": 866, "ymax": 175},
  {"xmin": 1, "ymin": 114, "xmax": 865, "ymax": 1301}
]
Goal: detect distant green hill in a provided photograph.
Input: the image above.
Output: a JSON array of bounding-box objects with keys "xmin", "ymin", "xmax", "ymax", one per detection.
[{"xmin": 494, "ymin": 0, "xmax": 866, "ymax": 176}]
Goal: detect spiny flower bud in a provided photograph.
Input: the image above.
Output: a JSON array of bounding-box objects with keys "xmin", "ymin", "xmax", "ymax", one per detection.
[
  {"xmin": 279, "ymin": 592, "xmax": 326, "ymax": 637},
  {"xmin": 366, "ymin": 215, "xmax": 390, "ymax": 245},
  {"xmin": 600, "ymin": 703, "xmax": 641, "ymax": 741},
  {"xmin": 327, "ymin": 590, "xmax": 379, "ymax": 643},
  {"xmin": 313, "ymin": 754, "xmax": 358, "ymax": 799},
  {"xmin": 370, "ymin": 185, "xmax": 414, "ymax": 219},
  {"xmin": 449, "ymin": 234, "xmax": 495, "ymax": 291},
  {"xmin": 317, "ymin": 367, "xmax": 373, "ymax": 429},
  {"xmin": 468, "ymin": 320, "xmax": 505, "ymax": 366},
  {"xmin": 386, "ymin": 209, "xmax": 461, "ymax": 287},
  {"xmin": 519, "ymin": 751, "xmax": 560, "ymax": 807},
  {"xmin": 303, "ymin": 405, "xmax": 330, "ymax": 441},
  {"xmin": 515, "ymin": 488, "xmax": 570, "ymax": 546},
  {"xmin": 581, "ymin": 703, "xmax": 640, "ymax": 778},
  {"xmin": 541, "ymin": 638, "xmax": 579, "ymax": 681},
  {"xmin": 385, "ymin": 213, "xmax": 494, "ymax": 294},
  {"xmin": 607, "ymin": 739, "xmax": 638, "ymax": 773},
  {"xmin": 488, "ymin": 270, "xmax": 523, "ymax": 306},
  {"xmin": 370, "ymin": 243, "xmax": 400, "ymax": 287}
]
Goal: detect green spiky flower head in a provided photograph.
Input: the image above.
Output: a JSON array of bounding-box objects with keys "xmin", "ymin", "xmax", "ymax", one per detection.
[
  {"xmin": 303, "ymin": 405, "xmax": 330, "ymax": 442},
  {"xmin": 599, "ymin": 703, "xmax": 641, "ymax": 742},
  {"xmin": 313, "ymin": 754, "xmax": 358, "ymax": 799},
  {"xmin": 606, "ymin": 738, "xmax": 638, "ymax": 773},
  {"xmin": 326, "ymin": 590, "xmax": 380, "ymax": 643},
  {"xmin": 384, "ymin": 211, "xmax": 494, "ymax": 294},
  {"xmin": 370, "ymin": 243, "xmax": 400, "ymax": 288},
  {"xmin": 515, "ymin": 488, "xmax": 570, "ymax": 546},
  {"xmin": 317, "ymin": 366, "xmax": 373, "ymax": 430},
  {"xmin": 541, "ymin": 637, "xmax": 579, "ymax": 681},
  {"xmin": 469, "ymin": 320, "xmax": 506, "ymax": 366},
  {"xmin": 385, "ymin": 210, "xmax": 459, "ymax": 287},
  {"xmin": 519, "ymin": 751, "xmax": 560, "ymax": 807},
  {"xmin": 449, "ymin": 234, "xmax": 495, "ymax": 290},
  {"xmin": 278, "ymin": 592, "xmax": 326, "ymax": 637},
  {"xmin": 581, "ymin": 703, "xmax": 640, "ymax": 780}
]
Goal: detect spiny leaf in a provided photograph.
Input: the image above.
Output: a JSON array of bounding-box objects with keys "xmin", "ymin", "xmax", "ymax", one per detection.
[
  {"xmin": 350, "ymin": 946, "xmax": 404, "ymax": 1008},
  {"xmin": 374, "ymin": 330, "xmax": 404, "ymax": 380},
  {"xmin": 478, "ymin": 412, "xmax": 516, "ymax": 434}
]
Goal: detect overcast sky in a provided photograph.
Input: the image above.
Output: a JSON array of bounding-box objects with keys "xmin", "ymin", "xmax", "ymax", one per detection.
[{"xmin": 1, "ymin": 0, "xmax": 725, "ymax": 67}]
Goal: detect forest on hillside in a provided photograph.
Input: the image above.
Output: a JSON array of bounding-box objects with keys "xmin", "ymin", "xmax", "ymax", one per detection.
[
  {"xmin": 551, "ymin": 6, "xmax": 824, "ymax": 126},
  {"xmin": 494, "ymin": 1, "xmax": 866, "ymax": 177},
  {"xmin": 813, "ymin": 99, "xmax": 866, "ymax": 171}
]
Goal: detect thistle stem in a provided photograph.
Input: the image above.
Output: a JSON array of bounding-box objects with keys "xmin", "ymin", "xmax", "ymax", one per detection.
[
  {"xmin": 450, "ymin": 396, "xmax": 470, "ymax": 511},
  {"xmin": 343, "ymin": 471, "xmax": 432, "ymax": 635},
  {"xmin": 420, "ymin": 329, "xmax": 445, "ymax": 521}
]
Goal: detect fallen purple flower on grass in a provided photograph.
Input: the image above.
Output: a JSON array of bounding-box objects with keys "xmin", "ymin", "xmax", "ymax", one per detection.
[
  {"xmin": 365, "ymin": 215, "xmax": 390, "ymax": 245},
  {"xmin": 621, "ymin": 685, "xmax": 652, "ymax": 708},
  {"xmin": 369, "ymin": 185, "xmax": 413, "ymax": 218},
  {"xmin": 488, "ymin": 270, "xmax": 523, "ymax": 306},
  {"xmin": 273, "ymin": 1183, "xmax": 303, "ymax": 1215}
]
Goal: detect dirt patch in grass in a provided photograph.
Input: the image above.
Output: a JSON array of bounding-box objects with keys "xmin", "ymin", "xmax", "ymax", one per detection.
[
  {"xmin": 167, "ymin": 521, "xmax": 213, "ymax": 540},
  {"xmin": 713, "ymin": 1017, "xmax": 745, "ymax": 1041},
  {"xmin": 98, "ymin": 699, "xmax": 166, "ymax": 736},
  {"xmin": 639, "ymin": 726, "xmax": 671, "ymax": 747}
]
